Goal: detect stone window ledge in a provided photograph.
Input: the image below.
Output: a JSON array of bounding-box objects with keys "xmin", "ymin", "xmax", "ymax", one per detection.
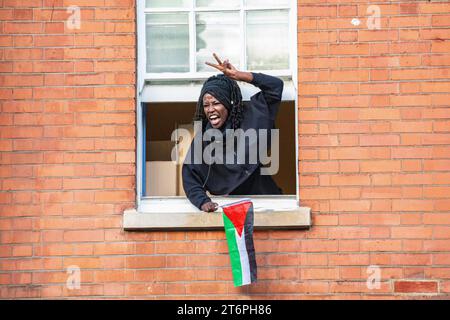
[{"xmin": 123, "ymin": 205, "xmax": 311, "ymax": 231}]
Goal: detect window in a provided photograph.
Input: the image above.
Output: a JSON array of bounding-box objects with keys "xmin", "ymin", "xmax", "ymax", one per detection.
[
  {"xmin": 140, "ymin": 0, "xmax": 293, "ymax": 82},
  {"xmin": 129, "ymin": 0, "xmax": 310, "ymax": 228}
]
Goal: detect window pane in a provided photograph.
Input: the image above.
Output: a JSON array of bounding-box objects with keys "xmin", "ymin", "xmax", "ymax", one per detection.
[
  {"xmin": 196, "ymin": 12, "xmax": 240, "ymax": 72},
  {"xmin": 146, "ymin": 0, "xmax": 190, "ymax": 9},
  {"xmin": 196, "ymin": 0, "xmax": 239, "ymax": 8},
  {"xmin": 245, "ymin": 0, "xmax": 290, "ymax": 7},
  {"xmin": 146, "ymin": 13, "xmax": 190, "ymax": 73},
  {"xmin": 246, "ymin": 10, "xmax": 289, "ymax": 70}
]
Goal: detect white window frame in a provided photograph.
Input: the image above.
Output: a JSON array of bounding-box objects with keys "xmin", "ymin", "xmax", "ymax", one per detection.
[
  {"xmin": 133, "ymin": 0, "xmax": 303, "ymax": 217},
  {"xmin": 138, "ymin": 0, "xmax": 294, "ymax": 84}
]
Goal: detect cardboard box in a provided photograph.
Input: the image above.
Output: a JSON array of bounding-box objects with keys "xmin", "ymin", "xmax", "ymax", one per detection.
[
  {"xmin": 145, "ymin": 124, "xmax": 194, "ymax": 197},
  {"xmin": 146, "ymin": 140, "xmax": 176, "ymax": 161},
  {"xmin": 176, "ymin": 123, "xmax": 194, "ymax": 162},
  {"xmin": 146, "ymin": 161, "xmax": 178, "ymax": 196},
  {"xmin": 146, "ymin": 140, "xmax": 177, "ymax": 196},
  {"xmin": 175, "ymin": 123, "xmax": 194, "ymax": 196}
]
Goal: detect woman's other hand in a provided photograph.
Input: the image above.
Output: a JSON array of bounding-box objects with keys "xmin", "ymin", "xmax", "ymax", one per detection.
[
  {"xmin": 201, "ymin": 201, "xmax": 219, "ymax": 212},
  {"xmin": 205, "ymin": 53, "xmax": 253, "ymax": 83}
]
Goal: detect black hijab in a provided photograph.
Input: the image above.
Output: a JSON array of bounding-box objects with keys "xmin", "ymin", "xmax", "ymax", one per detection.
[{"xmin": 194, "ymin": 74, "xmax": 244, "ymax": 130}]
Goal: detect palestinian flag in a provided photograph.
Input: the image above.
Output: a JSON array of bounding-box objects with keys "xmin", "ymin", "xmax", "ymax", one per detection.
[{"xmin": 222, "ymin": 199, "xmax": 257, "ymax": 287}]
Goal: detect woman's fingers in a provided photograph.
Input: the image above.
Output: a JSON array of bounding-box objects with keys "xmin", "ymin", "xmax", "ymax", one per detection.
[
  {"xmin": 225, "ymin": 60, "xmax": 236, "ymax": 71},
  {"xmin": 205, "ymin": 61, "xmax": 222, "ymax": 71},
  {"xmin": 201, "ymin": 203, "xmax": 209, "ymax": 212},
  {"xmin": 213, "ymin": 53, "xmax": 223, "ymax": 65},
  {"xmin": 205, "ymin": 54, "xmax": 235, "ymax": 76},
  {"xmin": 201, "ymin": 201, "xmax": 219, "ymax": 212},
  {"xmin": 208, "ymin": 202, "xmax": 218, "ymax": 212}
]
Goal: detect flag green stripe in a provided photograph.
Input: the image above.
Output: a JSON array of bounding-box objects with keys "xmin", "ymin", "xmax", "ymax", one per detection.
[{"xmin": 223, "ymin": 214, "xmax": 243, "ymax": 286}]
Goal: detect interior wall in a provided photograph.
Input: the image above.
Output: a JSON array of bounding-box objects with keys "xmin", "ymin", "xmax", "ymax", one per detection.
[
  {"xmin": 274, "ymin": 101, "xmax": 296, "ymax": 195},
  {"xmin": 146, "ymin": 103, "xmax": 196, "ymax": 141}
]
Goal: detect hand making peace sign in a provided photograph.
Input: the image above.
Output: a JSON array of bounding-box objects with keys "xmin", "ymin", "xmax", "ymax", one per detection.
[
  {"xmin": 205, "ymin": 53, "xmax": 238, "ymax": 79},
  {"xmin": 205, "ymin": 53, "xmax": 254, "ymax": 83}
]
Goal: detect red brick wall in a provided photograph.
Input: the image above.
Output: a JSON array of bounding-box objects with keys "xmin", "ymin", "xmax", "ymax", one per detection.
[{"xmin": 0, "ymin": 0, "xmax": 449, "ymax": 299}]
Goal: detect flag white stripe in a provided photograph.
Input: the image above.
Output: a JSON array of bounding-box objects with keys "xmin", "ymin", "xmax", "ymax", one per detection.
[{"xmin": 235, "ymin": 229, "xmax": 251, "ymax": 285}]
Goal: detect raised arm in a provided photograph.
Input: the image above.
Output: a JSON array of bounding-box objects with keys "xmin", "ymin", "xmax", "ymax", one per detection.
[
  {"xmin": 249, "ymin": 72, "xmax": 284, "ymax": 107},
  {"xmin": 205, "ymin": 53, "xmax": 284, "ymax": 120}
]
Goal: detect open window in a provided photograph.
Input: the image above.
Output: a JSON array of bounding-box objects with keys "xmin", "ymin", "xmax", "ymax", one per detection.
[
  {"xmin": 129, "ymin": 0, "xmax": 309, "ymax": 225},
  {"xmin": 144, "ymin": 100, "xmax": 297, "ymax": 198}
]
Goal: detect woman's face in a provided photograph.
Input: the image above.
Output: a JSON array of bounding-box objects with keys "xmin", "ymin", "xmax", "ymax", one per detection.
[{"xmin": 203, "ymin": 93, "xmax": 228, "ymax": 129}]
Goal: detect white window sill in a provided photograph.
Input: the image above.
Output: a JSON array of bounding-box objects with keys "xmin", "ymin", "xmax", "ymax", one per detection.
[
  {"xmin": 123, "ymin": 196, "xmax": 311, "ymax": 231},
  {"xmin": 141, "ymin": 80, "xmax": 296, "ymax": 102}
]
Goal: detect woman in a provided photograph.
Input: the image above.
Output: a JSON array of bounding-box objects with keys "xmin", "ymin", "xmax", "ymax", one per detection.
[{"xmin": 182, "ymin": 53, "xmax": 284, "ymax": 212}]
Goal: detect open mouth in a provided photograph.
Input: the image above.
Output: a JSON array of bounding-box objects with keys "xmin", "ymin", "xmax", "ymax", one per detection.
[{"xmin": 209, "ymin": 114, "xmax": 220, "ymax": 126}]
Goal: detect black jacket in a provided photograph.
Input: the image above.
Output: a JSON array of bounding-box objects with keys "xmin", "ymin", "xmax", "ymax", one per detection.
[{"xmin": 182, "ymin": 72, "xmax": 284, "ymax": 210}]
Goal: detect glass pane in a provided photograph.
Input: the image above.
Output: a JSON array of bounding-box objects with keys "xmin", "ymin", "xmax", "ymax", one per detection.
[
  {"xmin": 246, "ymin": 10, "xmax": 289, "ymax": 70},
  {"xmin": 146, "ymin": 0, "xmax": 190, "ymax": 9},
  {"xmin": 245, "ymin": 0, "xmax": 290, "ymax": 7},
  {"xmin": 146, "ymin": 13, "xmax": 190, "ymax": 73},
  {"xmin": 196, "ymin": 12, "xmax": 240, "ymax": 72},
  {"xmin": 196, "ymin": 0, "xmax": 239, "ymax": 8}
]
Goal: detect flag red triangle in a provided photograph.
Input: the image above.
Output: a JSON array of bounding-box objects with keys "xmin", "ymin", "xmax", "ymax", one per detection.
[{"xmin": 222, "ymin": 201, "xmax": 251, "ymax": 237}]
